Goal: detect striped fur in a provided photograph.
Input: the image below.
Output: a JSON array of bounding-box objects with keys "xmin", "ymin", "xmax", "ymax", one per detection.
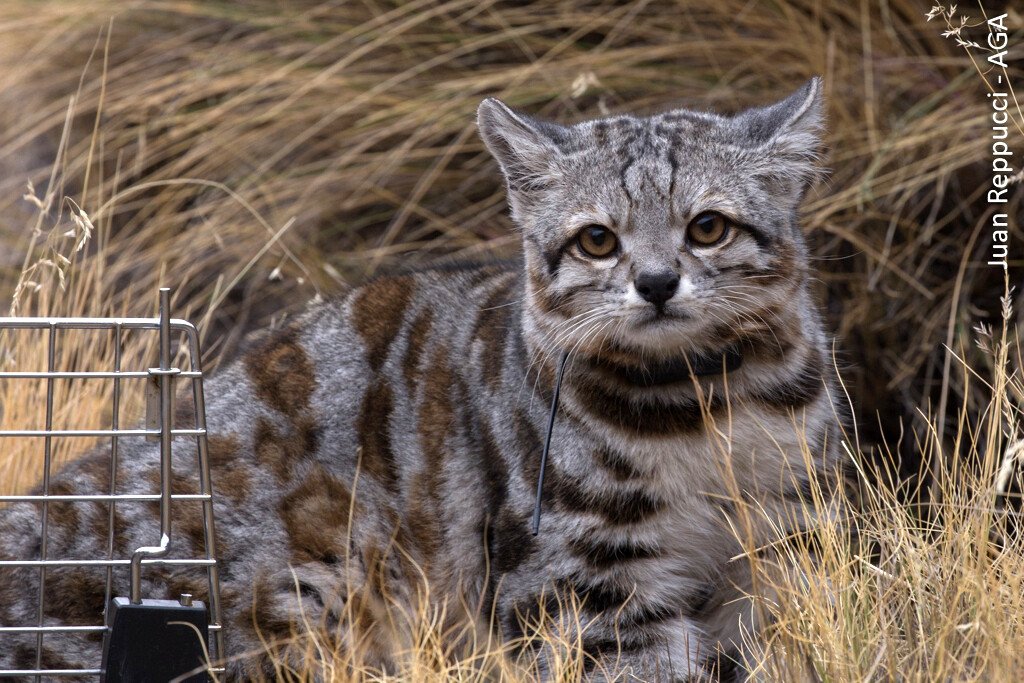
[{"xmin": 0, "ymin": 80, "xmax": 844, "ymax": 681}]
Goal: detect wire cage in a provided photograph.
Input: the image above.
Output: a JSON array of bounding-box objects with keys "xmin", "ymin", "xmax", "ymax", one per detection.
[{"xmin": 0, "ymin": 289, "xmax": 223, "ymax": 680}]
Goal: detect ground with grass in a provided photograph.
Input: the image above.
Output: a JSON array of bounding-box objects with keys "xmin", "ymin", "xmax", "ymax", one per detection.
[{"xmin": 0, "ymin": 1, "xmax": 1022, "ymax": 679}]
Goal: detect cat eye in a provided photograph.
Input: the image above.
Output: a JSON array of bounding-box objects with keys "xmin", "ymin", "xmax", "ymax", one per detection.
[
  {"xmin": 576, "ymin": 225, "xmax": 618, "ymax": 258},
  {"xmin": 687, "ymin": 212, "xmax": 731, "ymax": 247}
]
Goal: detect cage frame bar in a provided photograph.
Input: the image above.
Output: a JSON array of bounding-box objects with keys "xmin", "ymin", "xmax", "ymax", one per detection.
[{"xmin": 0, "ymin": 291, "xmax": 224, "ymax": 677}]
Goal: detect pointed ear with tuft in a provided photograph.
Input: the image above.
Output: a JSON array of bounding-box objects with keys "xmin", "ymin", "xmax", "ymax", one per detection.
[{"xmin": 477, "ymin": 98, "xmax": 565, "ymax": 196}]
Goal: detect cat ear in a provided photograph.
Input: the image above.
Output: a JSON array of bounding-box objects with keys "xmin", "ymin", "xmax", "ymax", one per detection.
[
  {"xmin": 477, "ymin": 98, "xmax": 564, "ymax": 193},
  {"xmin": 738, "ymin": 77, "xmax": 826, "ymax": 192},
  {"xmin": 741, "ymin": 77, "xmax": 824, "ymax": 159}
]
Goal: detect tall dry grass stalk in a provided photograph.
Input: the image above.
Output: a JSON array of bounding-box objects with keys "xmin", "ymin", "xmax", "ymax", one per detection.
[
  {"xmin": 0, "ymin": 88, "xmax": 241, "ymax": 494},
  {"xmin": 0, "ymin": 0, "xmax": 1022, "ymax": 679},
  {"xmin": 748, "ymin": 286, "xmax": 1024, "ymax": 681}
]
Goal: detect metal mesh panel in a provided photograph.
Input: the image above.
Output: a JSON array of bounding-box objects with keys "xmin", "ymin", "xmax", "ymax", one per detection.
[{"xmin": 0, "ymin": 289, "xmax": 224, "ymax": 678}]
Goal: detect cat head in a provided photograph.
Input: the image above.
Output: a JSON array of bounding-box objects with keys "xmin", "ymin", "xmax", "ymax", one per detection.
[{"xmin": 477, "ymin": 79, "xmax": 825, "ymax": 360}]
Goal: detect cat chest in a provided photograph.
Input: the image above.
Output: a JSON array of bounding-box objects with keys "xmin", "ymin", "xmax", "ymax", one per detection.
[
  {"xmin": 550, "ymin": 471, "xmax": 738, "ymax": 623},
  {"xmin": 552, "ymin": 422, "xmax": 796, "ymax": 574},
  {"xmin": 577, "ymin": 403, "xmax": 812, "ymax": 502}
]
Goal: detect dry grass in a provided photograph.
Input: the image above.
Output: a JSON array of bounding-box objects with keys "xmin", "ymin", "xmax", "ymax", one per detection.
[{"xmin": 0, "ymin": 0, "xmax": 1022, "ymax": 680}]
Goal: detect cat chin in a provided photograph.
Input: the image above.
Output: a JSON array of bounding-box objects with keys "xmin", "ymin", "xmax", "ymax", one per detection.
[
  {"xmin": 608, "ymin": 323, "xmax": 720, "ymax": 359},
  {"xmin": 633, "ymin": 310, "xmax": 692, "ymax": 326}
]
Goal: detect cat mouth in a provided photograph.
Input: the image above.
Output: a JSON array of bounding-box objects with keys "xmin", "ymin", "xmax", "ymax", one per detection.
[{"xmin": 638, "ymin": 306, "xmax": 690, "ymax": 324}]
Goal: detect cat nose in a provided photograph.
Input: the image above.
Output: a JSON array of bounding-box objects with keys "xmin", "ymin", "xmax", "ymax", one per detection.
[{"xmin": 635, "ymin": 271, "xmax": 680, "ymax": 305}]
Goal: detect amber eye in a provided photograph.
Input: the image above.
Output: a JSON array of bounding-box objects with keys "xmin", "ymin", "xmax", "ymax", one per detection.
[
  {"xmin": 577, "ymin": 225, "xmax": 618, "ymax": 258},
  {"xmin": 687, "ymin": 212, "xmax": 731, "ymax": 246}
]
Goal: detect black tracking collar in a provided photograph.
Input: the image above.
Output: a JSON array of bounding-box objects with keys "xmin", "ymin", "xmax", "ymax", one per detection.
[{"xmin": 618, "ymin": 347, "xmax": 743, "ymax": 387}]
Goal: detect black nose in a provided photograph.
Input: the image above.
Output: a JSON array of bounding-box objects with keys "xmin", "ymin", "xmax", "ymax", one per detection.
[{"xmin": 635, "ymin": 271, "xmax": 680, "ymax": 306}]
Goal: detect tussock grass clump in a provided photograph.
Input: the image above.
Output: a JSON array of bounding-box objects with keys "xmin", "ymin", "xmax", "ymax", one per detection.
[
  {"xmin": 0, "ymin": 0, "xmax": 1022, "ymax": 680},
  {"xmin": 750, "ymin": 304, "xmax": 1024, "ymax": 681},
  {"xmin": 0, "ymin": 1, "xmax": 1019, "ymax": 470}
]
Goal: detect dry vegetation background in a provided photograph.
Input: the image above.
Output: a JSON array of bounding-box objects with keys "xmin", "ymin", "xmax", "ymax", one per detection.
[{"xmin": 0, "ymin": 0, "xmax": 1022, "ymax": 680}]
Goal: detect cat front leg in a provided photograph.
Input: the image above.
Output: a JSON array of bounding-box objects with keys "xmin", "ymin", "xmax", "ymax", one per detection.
[
  {"xmin": 502, "ymin": 586, "xmax": 716, "ymax": 682},
  {"xmin": 581, "ymin": 615, "xmax": 720, "ymax": 682}
]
